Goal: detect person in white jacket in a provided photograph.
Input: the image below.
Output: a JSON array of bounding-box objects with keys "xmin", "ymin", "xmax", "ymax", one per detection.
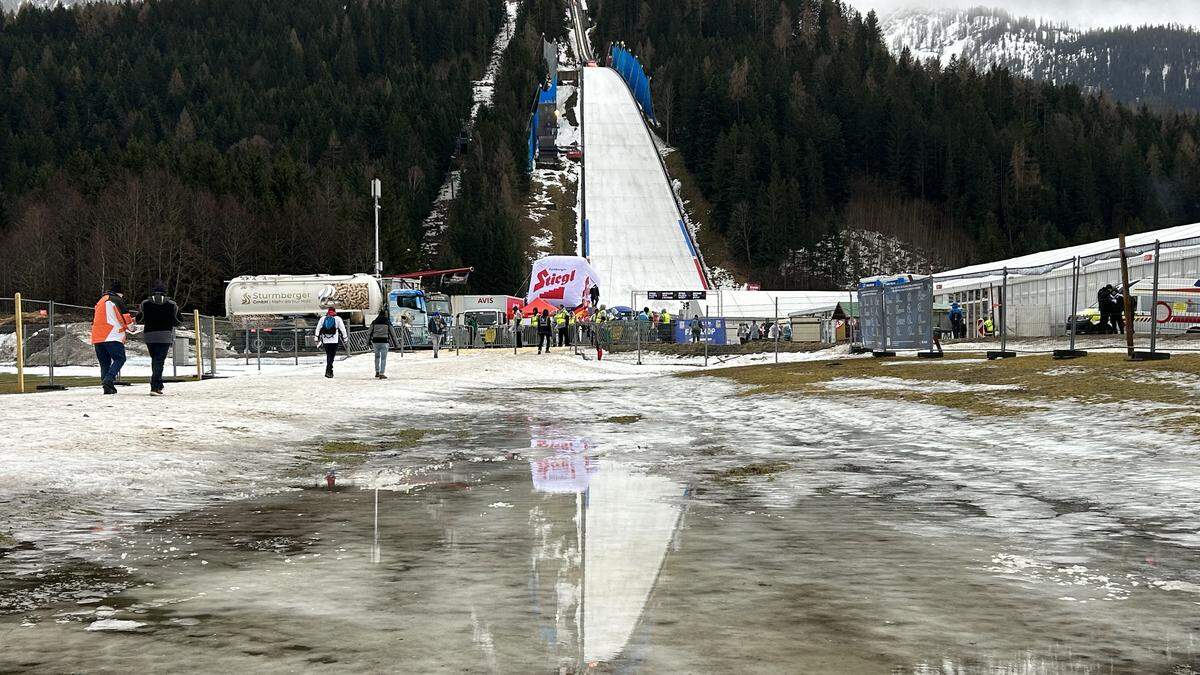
[{"xmin": 314, "ymin": 308, "xmax": 349, "ymax": 378}]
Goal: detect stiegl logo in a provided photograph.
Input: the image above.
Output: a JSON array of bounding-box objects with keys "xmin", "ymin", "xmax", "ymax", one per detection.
[{"xmin": 532, "ymin": 269, "xmax": 576, "ymax": 292}]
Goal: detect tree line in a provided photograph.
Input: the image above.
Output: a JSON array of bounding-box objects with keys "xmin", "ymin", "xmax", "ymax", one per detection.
[
  {"xmin": 439, "ymin": 0, "xmax": 565, "ymax": 296},
  {"xmin": 592, "ymin": 0, "xmax": 1200, "ymax": 288},
  {"xmin": 0, "ymin": 0, "xmax": 504, "ymax": 311}
]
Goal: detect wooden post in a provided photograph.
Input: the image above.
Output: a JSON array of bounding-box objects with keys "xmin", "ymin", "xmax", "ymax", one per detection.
[
  {"xmin": 14, "ymin": 293, "xmax": 25, "ymax": 393},
  {"xmin": 1118, "ymin": 235, "xmax": 1135, "ymax": 358},
  {"xmin": 193, "ymin": 310, "xmax": 203, "ymax": 380}
]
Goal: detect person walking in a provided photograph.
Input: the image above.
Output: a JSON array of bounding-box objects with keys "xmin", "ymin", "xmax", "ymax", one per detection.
[
  {"xmin": 369, "ymin": 309, "xmax": 396, "ymax": 379},
  {"xmin": 749, "ymin": 320, "xmax": 760, "ymax": 341},
  {"xmin": 428, "ymin": 312, "xmax": 447, "ymax": 358},
  {"xmin": 537, "ymin": 309, "xmax": 553, "ymax": 354},
  {"xmin": 91, "ymin": 281, "xmax": 135, "ymax": 395},
  {"xmin": 138, "ymin": 280, "xmax": 182, "ymax": 396},
  {"xmin": 315, "ymin": 308, "xmax": 348, "ymax": 377},
  {"xmin": 510, "ymin": 307, "xmax": 524, "ymax": 348},
  {"xmin": 689, "ymin": 314, "xmax": 703, "ymax": 343},
  {"xmin": 589, "ymin": 284, "xmax": 600, "ymax": 308},
  {"xmin": 398, "ymin": 313, "xmax": 413, "ymax": 349}
]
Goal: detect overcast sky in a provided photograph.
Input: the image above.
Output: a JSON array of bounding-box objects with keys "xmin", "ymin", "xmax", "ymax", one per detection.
[{"xmin": 858, "ymin": 1, "xmax": 1200, "ymax": 29}]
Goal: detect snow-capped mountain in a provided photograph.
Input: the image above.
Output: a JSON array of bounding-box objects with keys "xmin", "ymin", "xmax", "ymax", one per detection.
[{"xmin": 881, "ymin": 7, "xmax": 1200, "ymax": 110}]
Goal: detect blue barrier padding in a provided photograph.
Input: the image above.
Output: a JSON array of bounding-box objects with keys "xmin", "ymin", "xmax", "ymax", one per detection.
[
  {"xmin": 677, "ymin": 219, "xmax": 697, "ymax": 257},
  {"xmin": 538, "ymin": 78, "xmax": 557, "ymax": 106},
  {"xmin": 610, "ymin": 44, "xmax": 656, "ymax": 123}
]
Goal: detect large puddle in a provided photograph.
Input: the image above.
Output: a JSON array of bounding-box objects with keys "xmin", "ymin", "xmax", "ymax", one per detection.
[{"xmin": 4, "ymin": 381, "xmax": 1200, "ymax": 672}]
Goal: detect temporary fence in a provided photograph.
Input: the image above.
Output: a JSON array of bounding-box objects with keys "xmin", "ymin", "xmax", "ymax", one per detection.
[
  {"xmin": 929, "ymin": 230, "xmax": 1200, "ymax": 360},
  {"xmin": 609, "ymin": 42, "xmax": 655, "ymax": 122},
  {"xmin": 1, "ymin": 295, "xmax": 232, "ymax": 393}
]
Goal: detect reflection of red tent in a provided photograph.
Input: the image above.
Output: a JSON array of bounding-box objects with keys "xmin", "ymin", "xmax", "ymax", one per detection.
[{"xmin": 522, "ymin": 298, "xmax": 559, "ymax": 317}]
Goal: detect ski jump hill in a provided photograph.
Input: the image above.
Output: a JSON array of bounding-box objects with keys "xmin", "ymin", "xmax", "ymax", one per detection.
[{"xmin": 580, "ymin": 65, "xmax": 709, "ymax": 307}]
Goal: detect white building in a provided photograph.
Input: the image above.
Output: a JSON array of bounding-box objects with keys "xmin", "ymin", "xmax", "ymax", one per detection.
[{"xmin": 932, "ymin": 222, "xmax": 1200, "ymax": 337}]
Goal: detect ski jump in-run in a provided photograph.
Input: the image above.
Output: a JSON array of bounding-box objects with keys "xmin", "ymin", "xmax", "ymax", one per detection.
[{"xmin": 579, "ymin": 57, "xmax": 709, "ymax": 306}]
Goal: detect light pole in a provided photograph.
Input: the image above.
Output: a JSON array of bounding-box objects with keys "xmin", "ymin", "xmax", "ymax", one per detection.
[{"xmin": 371, "ymin": 178, "xmax": 382, "ymax": 277}]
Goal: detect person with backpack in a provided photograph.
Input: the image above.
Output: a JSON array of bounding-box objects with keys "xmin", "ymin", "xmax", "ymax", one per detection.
[
  {"xmin": 369, "ymin": 309, "xmax": 396, "ymax": 379},
  {"xmin": 315, "ymin": 308, "xmax": 348, "ymax": 378},
  {"xmin": 428, "ymin": 312, "xmax": 447, "ymax": 358},
  {"xmin": 537, "ymin": 309, "xmax": 553, "ymax": 354},
  {"xmin": 138, "ymin": 280, "xmax": 182, "ymax": 396},
  {"xmin": 91, "ymin": 281, "xmax": 135, "ymax": 395},
  {"xmin": 689, "ymin": 314, "xmax": 703, "ymax": 343}
]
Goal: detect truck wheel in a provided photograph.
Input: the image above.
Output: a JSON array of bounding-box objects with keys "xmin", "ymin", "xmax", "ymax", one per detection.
[{"xmin": 276, "ymin": 337, "xmax": 297, "ymax": 353}]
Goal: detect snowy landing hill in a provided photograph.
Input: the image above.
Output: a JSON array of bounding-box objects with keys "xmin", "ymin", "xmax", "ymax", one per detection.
[{"xmin": 880, "ymin": 7, "xmax": 1200, "ymax": 111}]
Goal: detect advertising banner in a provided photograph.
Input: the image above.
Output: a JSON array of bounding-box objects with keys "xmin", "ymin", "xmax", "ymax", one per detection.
[
  {"xmin": 527, "ymin": 256, "xmax": 601, "ymax": 309},
  {"xmin": 672, "ymin": 318, "xmax": 728, "ymax": 344}
]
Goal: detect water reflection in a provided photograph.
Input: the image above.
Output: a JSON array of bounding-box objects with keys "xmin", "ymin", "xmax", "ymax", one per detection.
[{"xmin": 527, "ymin": 429, "xmax": 688, "ymax": 668}]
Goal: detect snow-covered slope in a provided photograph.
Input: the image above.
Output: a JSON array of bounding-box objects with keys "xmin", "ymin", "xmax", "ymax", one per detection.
[
  {"xmin": 881, "ymin": 7, "xmax": 1200, "ymax": 110},
  {"xmin": 581, "ymin": 67, "xmax": 708, "ymax": 306}
]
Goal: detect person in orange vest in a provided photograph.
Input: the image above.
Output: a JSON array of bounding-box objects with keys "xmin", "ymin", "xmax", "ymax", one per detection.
[{"xmin": 90, "ymin": 281, "xmax": 135, "ymax": 395}]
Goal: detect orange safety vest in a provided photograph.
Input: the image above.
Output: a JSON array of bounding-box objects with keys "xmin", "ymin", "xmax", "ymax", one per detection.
[{"xmin": 91, "ymin": 294, "xmax": 133, "ymax": 344}]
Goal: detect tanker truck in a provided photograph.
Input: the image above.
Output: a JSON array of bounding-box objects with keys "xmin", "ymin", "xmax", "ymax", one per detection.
[{"xmin": 224, "ymin": 274, "xmax": 386, "ymax": 353}]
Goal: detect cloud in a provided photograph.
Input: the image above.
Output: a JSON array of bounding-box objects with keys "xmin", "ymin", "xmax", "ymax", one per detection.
[{"xmin": 856, "ymin": 1, "xmax": 1200, "ymax": 29}]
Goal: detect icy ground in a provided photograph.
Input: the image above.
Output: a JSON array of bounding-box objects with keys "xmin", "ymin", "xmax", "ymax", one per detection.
[{"xmin": 4, "ymin": 344, "xmax": 1200, "ymax": 670}]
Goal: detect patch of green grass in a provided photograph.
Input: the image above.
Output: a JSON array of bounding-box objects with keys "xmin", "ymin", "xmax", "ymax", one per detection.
[
  {"xmin": 0, "ymin": 373, "xmax": 153, "ymax": 394},
  {"xmin": 320, "ymin": 429, "xmax": 429, "ymax": 457},
  {"xmin": 686, "ymin": 353, "xmax": 1200, "ymax": 418},
  {"xmin": 320, "ymin": 441, "xmax": 373, "ymax": 454},
  {"xmin": 714, "ymin": 462, "xmax": 792, "ymax": 480},
  {"xmin": 605, "ymin": 415, "xmax": 641, "ymax": 424},
  {"xmin": 383, "ymin": 429, "xmax": 428, "ymax": 448}
]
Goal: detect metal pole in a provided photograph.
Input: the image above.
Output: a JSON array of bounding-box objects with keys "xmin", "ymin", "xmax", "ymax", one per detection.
[
  {"xmin": 14, "ymin": 293, "xmax": 25, "ymax": 393},
  {"xmin": 1000, "ymin": 268, "xmax": 1009, "ymax": 354},
  {"xmin": 926, "ymin": 279, "xmax": 934, "ymax": 355},
  {"xmin": 294, "ymin": 328, "xmax": 299, "ymax": 366},
  {"xmin": 1150, "ymin": 240, "xmax": 1162, "ymax": 354},
  {"xmin": 47, "ymin": 300, "xmax": 56, "ymax": 387},
  {"xmin": 1069, "ymin": 257, "xmax": 1080, "ymax": 352},
  {"xmin": 774, "ymin": 297, "xmax": 779, "ymax": 364},
  {"xmin": 704, "ymin": 303, "xmax": 709, "ymax": 367},
  {"xmin": 256, "ymin": 328, "xmax": 262, "ymax": 372},
  {"xmin": 848, "ymin": 289, "xmax": 854, "ymax": 343},
  {"xmin": 372, "ymin": 179, "xmax": 382, "ymax": 277},
  {"xmin": 245, "ymin": 327, "xmax": 250, "ymax": 366},
  {"xmin": 209, "ymin": 316, "xmax": 217, "ymax": 377},
  {"xmin": 455, "ymin": 315, "xmax": 460, "ymax": 356},
  {"xmin": 193, "ymin": 310, "xmax": 202, "ymax": 380},
  {"xmin": 1119, "ymin": 234, "xmax": 1135, "ymax": 357},
  {"xmin": 880, "ymin": 288, "xmax": 888, "ymax": 352}
]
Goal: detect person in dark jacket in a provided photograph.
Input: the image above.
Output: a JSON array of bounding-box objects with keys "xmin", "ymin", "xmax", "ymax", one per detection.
[
  {"xmin": 138, "ymin": 280, "xmax": 181, "ymax": 396},
  {"xmin": 369, "ymin": 309, "xmax": 396, "ymax": 379},
  {"xmin": 589, "ymin": 284, "xmax": 600, "ymax": 308},
  {"xmin": 1109, "ymin": 286, "xmax": 1126, "ymax": 334},
  {"xmin": 427, "ymin": 312, "xmax": 447, "ymax": 358},
  {"xmin": 1097, "ymin": 285, "xmax": 1115, "ymax": 334},
  {"xmin": 537, "ymin": 309, "xmax": 553, "ymax": 354},
  {"xmin": 690, "ymin": 315, "xmax": 703, "ymax": 343}
]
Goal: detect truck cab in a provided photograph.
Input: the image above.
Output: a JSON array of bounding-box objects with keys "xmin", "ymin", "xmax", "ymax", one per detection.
[{"xmin": 389, "ymin": 289, "xmax": 455, "ymax": 347}]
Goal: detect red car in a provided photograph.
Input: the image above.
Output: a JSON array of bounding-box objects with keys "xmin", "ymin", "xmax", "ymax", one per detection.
[{"xmin": 566, "ymin": 147, "xmax": 583, "ymax": 161}]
